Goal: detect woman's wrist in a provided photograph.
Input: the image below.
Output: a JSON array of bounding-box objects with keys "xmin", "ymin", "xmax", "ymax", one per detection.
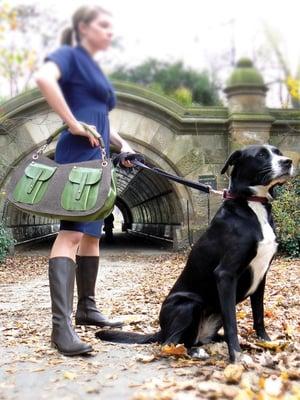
[
  {"xmin": 67, "ymin": 119, "xmax": 81, "ymax": 132},
  {"xmin": 120, "ymin": 142, "xmax": 134, "ymax": 153}
]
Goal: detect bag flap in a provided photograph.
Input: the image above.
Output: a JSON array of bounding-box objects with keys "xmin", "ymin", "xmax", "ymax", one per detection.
[
  {"xmin": 25, "ymin": 162, "xmax": 57, "ymax": 181},
  {"xmin": 68, "ymin": 167, "xmax": 102, "ymax": 185}
]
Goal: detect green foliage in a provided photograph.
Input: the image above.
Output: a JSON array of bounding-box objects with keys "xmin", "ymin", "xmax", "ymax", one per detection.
[
  {"xmin": 273, "ymin": 176, "xmax": 300, "ymax": 257},
  {"xmin": 0, "ymin": 221, "xmax": 14, "ymax": 263},
  {"xmin": 0, "ymin": 95, "xmax": 9, "ymax": 104},
  {"xmin": 147, "ymin": 82, "xmax": 165, "ymax": 95},
  {"xmin": 172, "ymin": 87, "xmax": 193, "ymax": 106},
  {"xmin": 110, "ymin": 59, "xmax": 221, "ymax": 106}
]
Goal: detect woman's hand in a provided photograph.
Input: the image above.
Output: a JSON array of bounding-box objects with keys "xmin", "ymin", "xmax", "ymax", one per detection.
[
  {"xmin": 68, "ymin": 121, "xmax": 100, "ymax": 147},
  {"xmin": 120, "ymin": 143, "xmax": 135, "ymax": 168}
]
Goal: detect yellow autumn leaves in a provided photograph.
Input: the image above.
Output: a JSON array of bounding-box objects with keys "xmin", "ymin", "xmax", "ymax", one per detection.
[
  {"xmin": 0, "ymin": 2, "xmax": 18, "ymax": 31},
  {"xmin": 287, "ymin": 76, "xmax": 300, "ymax": 101},
  {"xmin": 0, "ymin": 2, "xmax": 37, "ymax": 97}
]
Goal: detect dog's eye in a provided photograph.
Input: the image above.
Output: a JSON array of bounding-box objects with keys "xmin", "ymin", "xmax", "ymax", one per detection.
[
  {"xmin": 256, "ymin": 149, "xmax": 269, "ymax": 159},
  {"xmin": 257, "ymin": 151, "xmax": 267, "ymax": 159}
]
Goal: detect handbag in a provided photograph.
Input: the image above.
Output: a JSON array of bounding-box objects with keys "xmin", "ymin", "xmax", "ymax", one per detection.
[{"xmin": 7, "ymin": 122, "xmax": 117, "ymax": 222}]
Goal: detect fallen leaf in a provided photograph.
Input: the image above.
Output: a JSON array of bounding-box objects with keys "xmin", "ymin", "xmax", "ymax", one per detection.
[
  {"xmin": 160, "ymin": 344, "xmax": 188, "ymax": 358},
  {"xmin": 224, "ymin": 363, "xmax": 244, "ymax": 383},
  {"xmin": 236, "ymin": 310, "xmax": 247, "ymax": 319},
  {"xmin": 255, "ymin": 340, "xmax": 289, "ymax": 352},
  {"xmin": 30, "ymin": 367, "xmax": 45, "ymax": 372},
  {"xmin": 136, "ymin": 354, "xmax": 156, "ymax": 363},
  {"xmin": 264, "ymin": 310, "xmax": 275, "ymax": 318},
  {"xmin": 63, "ymin": 371, "xmax": 77, "ymax": 380},
  {"xmin": 85, "ymin": 386, "xmax": 100, "ymax": 394},
  {"xmin": 264, "ymin": 376, "xmax": 283, "ymax": 397}
]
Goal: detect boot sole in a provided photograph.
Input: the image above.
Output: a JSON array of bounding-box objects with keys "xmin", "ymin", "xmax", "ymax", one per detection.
[
  {"xmin": 75, "ymin": 319, "xmax": 124, "ymax": 328},
  {"xmin": 51, "ymin": 342, "xmax": 93, "ymax": 356}
]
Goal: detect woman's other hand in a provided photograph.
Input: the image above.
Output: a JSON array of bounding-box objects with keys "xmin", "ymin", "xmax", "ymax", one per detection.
[
  {"xmin": 120, "ymin": 143, "xmax": 135, "ymax": 168},
  {"xmin": 68, "ymin": 122, "xmax": 100, "ymax": 147}
]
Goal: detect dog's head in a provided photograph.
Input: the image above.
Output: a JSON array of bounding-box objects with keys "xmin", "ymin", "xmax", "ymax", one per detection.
[{"xmin": 221, "ymin": 145, "xmax": 294, "ymax": 198}]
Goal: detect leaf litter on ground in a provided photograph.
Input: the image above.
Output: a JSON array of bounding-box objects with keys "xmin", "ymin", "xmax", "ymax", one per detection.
[{"xmin": 0, "ymin": 252, "xmax": 299, "ymax": 399}]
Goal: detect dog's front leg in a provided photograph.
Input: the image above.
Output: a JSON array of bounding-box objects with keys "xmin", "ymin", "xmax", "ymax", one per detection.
[
  {"xmin": 214, "ymin": 267, "xmax": 241, "ymax": 363},
  {"xmin": 250, "ymin": 275, "xmax": 271, "ymax": 341}
]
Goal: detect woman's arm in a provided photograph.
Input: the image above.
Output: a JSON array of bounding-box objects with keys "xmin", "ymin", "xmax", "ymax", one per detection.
[
  {"xmin": 110, "ymin": 127, "xmax": 135, "ymax": 167},
  {"xmin": 110, "ymin": 126, "xmax": 134, "ymax": 153},
  {"xmin": 34, "ymin": 62, "xmax": 99, "ymax": 147}
]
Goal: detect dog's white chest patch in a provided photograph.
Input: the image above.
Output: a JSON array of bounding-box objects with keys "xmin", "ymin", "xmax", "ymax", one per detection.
[
  {"xmin": 246, "ymin": 202, "xmax": 277, "ymax": 296},
  {"xmin": 196, "ymin": 314, "xmax": 221, "ymax": 344}
]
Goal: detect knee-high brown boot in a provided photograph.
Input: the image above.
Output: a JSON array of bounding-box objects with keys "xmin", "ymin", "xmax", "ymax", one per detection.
[
  {"xmin": 49, "ymin": 257, "xmax": 93, "ymax": 356},
  {"xmin": 75, "ymin": 255, "xmax": 123, "ymax": 328}
]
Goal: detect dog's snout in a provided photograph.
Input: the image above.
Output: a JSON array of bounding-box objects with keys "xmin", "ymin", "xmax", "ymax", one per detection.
[{"xmin": 280, "ymin": 158, "xmax": 292, "ymax": 168}]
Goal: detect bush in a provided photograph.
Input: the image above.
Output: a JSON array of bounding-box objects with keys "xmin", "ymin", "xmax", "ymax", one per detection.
[
  {"xmin": 172, "ymin": 86, "xmax": 193, "ymax": 106},
  {"xmin": 0, "ymin": 222, "xmax": 14, "ymax": 263},
  {"xmin": 272, "ymin": 176, "xmax": 300, "ymax": 257}
]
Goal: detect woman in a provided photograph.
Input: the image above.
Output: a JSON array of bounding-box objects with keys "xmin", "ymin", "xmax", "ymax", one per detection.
[{"xmin": 35, "ymin": 5, "xmax": 134, "ymax": 356}]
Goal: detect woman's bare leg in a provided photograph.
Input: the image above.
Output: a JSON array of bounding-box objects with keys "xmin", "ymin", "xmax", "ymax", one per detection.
[{"xmin": 50, "ymin": 230, "xmax": 83, "ymax": 260}]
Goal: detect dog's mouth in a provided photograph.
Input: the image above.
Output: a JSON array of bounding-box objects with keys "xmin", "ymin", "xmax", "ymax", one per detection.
[
  {"xmin": 272, "ymin": 167, "xmax": 294, "ymax": 182},
  {"xmin": 267, "ymin": 167, "xmax": 294, "ymax": 194}
]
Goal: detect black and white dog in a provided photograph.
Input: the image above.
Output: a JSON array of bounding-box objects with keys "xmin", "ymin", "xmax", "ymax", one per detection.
[{"xmin": 96, "ymin": 145, "xmax": 293, "ymax": 362}]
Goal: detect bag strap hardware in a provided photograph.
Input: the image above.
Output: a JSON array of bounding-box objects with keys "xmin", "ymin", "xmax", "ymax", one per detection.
[{"xmin": 32, "ymin": 143, "xmax": 48, "ymax": 160}]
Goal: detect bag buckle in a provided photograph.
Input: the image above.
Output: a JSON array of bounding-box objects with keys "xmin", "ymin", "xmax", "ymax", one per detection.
[
  {"xmin": 101, "ymin": 148, "xmax": 108, "ymax": 166},
  {"xmin": 32, "ymin": 143, "xmax": 48, "ymax": 160}
]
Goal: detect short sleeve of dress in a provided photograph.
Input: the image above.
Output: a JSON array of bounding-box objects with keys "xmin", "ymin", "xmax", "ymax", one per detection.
[{"xmin": 44, "ymin": 45, "xmax": 74, "ymax": 84}]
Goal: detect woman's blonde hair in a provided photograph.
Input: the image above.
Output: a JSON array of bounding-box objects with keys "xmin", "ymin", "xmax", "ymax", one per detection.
[{"xmin": 60, "ymin": 5, "xmax": 111, "ymax": 45}]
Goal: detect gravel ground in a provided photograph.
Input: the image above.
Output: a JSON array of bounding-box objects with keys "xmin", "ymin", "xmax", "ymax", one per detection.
[{"xmin": 0, "ymin": 235, "xmax": 299, "ymax": 400}]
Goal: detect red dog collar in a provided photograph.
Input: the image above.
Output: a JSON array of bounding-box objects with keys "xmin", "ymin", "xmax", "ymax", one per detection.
[{"xmin": 223, "ymin": 189, "xmax": 269, "ymax": 204}]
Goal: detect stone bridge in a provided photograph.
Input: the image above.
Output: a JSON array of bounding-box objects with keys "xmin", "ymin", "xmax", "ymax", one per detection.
[{"xmin": 0, "ymin": 60, "xmax": 299, "ymax": 248}]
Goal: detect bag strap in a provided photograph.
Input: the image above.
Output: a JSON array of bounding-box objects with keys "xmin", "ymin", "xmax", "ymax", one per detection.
[
  {"xmin": 46, "ymin": 121, "xmax": 106, "ymax": 148},
  {"xmin": 33, "ymin": 121, "xmax": 107, "ymax": 161}
]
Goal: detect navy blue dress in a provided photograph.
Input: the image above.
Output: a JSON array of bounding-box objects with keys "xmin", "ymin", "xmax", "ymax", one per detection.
[{"xmin": 45, "ymin": 44, "xmax": 116, "ymax": 238}]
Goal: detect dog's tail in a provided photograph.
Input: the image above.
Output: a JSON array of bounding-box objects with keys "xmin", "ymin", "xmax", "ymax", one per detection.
[{"xmin": 95, "ymin": 330, "xmax": 162, "ymax": 344}]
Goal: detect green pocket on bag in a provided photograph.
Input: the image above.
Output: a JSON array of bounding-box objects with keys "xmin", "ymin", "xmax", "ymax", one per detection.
[
  {"xmin": 61, "ymin": 166, "xmax": 102, "ymax": 211},
  {"xmin": 13, "ymin": 162, "xmax": 57, "ymax": 204}
]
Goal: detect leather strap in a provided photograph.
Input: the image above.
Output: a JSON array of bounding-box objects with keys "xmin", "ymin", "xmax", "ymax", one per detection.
[
  {"xmin": 222, "ymin": 189, "xmax": 269, "ymax": 204},
  {"xmin": 132, "ymin": 159, "xmax": 211, "ymax": 194},
  {"xmin": 46, "ymin": 121, "xmax": 106, "ymax": 150}
]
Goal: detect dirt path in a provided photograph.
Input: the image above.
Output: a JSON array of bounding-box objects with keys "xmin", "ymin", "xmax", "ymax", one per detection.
[{"xmin": 0, "ymin": 239, "xmax": 299, "ymax": 399}]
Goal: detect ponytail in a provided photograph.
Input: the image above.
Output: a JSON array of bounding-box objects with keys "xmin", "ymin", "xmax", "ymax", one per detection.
[
  {"xmin": 60, "ymin": 5, "xmax": 110, "ymax": 46},
  {"xmin": 60, "ymin": 27, "xmax": 74, "ymax": 45}
]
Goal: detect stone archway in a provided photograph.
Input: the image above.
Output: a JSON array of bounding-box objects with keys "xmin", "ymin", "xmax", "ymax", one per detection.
[{"xmin": 0, "ymin": 86, "xmax": 198, "ymax": 247}]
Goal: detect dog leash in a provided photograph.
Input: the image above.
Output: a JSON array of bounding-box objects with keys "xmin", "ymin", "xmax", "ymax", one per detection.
[
  {"xmin": 133, "ymin": 159, "xmax": 223, "ymax": 194},
  {"xmin": 114, "ymin": 153, "xmax": 269, "ymax": 204},
  {"xmin": 114, "ymin": 153, "xmax": 223, "ymax": 196}
]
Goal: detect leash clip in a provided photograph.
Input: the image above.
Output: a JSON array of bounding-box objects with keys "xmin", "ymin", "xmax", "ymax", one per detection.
[
  {"xmin": 32, "ymin": 143, "xmax": 48, "ymax": 160},
  {"xmin": 208, "ymin": 185, "xmax": 224, "ymax": 196}
]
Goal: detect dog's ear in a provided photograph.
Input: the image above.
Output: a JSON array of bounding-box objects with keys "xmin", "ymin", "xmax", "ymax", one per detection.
[{"xmin": 221, "ymin": 150, "xmax": 242, "ymax": 174}]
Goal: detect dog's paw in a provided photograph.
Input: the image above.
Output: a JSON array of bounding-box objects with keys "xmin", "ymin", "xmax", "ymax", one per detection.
[
  {"xmin": 189, "ymin": 347, "xmax": 210, "ymax": 360},
  {"xmin": 257, "ymin": 331, "xmax": 271, "ymax": 342},
  {"xmin": 232, "ymin": 351, "xmax": 254, "ymax": 367}
]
